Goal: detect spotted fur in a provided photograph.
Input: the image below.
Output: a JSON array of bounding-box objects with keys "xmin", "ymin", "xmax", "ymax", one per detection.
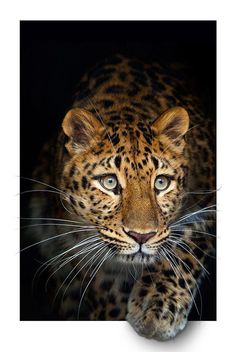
[{"xmin": 26, "ymin": 55, "xmax": 215, "ymax": 340}]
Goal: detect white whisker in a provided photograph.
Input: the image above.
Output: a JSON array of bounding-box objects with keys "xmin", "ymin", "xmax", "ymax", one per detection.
[
  {"xmin": 77, "ymin": 248, "xmax": 114, "ymax": 319},
  {"xmin": 21, "ymin": 223, "xmax": 104, "ymax": 230},
  {"xmin": 172, "ymin": 228, "xmax": 216, "ymax": 238},
  {"xmin": 52, "ymin": 241, "xmax": 105, "ymax": 304},
  {"xmin": 172, "ymin": 205, "xmax": 216, "ymax": 227},
  {"xmin": 21, "ymin": 176, "xmax": 66, "ymax": 194},
  {"xmin": 167, "ymin": 238, "xmax": 209, "ymax": 275},
  {"xmin": 31, "ymin": 236, "xmax": 100, "ymax": 288},
  {"xmin": 21, "ymin": 228, "xmax": 99, "ymax": 252},
  {"xmin": 21, "ymin": 217, "xmax": 89, "ymax": 224},
  {"xmin": 163, "ymin": 245, "xmax": 200, "ymax": 316}
]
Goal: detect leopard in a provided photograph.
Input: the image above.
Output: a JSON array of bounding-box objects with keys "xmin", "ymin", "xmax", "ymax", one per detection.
[{"xmin": 23, "ymin": 54, "xmax": 216, "ymax": 340}]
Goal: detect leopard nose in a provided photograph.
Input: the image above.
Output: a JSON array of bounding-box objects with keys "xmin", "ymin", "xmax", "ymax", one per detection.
[{"xmin": 127, "ymin": 231, "xmax": 156, "ymax": 244}]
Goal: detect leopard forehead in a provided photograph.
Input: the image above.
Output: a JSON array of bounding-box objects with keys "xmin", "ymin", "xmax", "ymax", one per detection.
[
  {"xmin": 67, "ymin": 117, "xmax": 186, "ymax": 172},
  {"xmin": 94, "ymin": 118, "xmax": 155, "ymax": 155},
  {"xmin": 91, "ymin": 119, "xmax": 186, "ymax": 167}
]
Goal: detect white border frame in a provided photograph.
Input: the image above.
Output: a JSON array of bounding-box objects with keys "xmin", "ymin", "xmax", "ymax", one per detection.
[{"xmin": 1, "ymin": 0, "xmax": 236, "ymax": 350}]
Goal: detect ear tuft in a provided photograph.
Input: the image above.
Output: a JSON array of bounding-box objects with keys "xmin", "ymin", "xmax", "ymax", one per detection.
[
  {"xmin": 62, "ymin": 108, "xmax": 103, "ymax": 154},
  {"xmin": 152, "ymin": 107, "xmax": 189, "ymax": 140}
]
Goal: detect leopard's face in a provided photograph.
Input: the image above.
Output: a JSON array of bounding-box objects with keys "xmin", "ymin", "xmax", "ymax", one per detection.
[{"xmin": 61, "ymin": 107, "xmax": 189, "ymax": 264}]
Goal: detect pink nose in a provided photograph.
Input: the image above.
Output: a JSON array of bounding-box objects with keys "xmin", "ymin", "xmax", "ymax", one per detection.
[{"xmin": 127, "ymin": 231, "xmax": 156, "ymax": 244}]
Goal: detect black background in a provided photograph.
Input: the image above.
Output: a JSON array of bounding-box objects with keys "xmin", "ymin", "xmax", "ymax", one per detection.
[{"xmin": 20, "ymin": 21, "xmax": 216, "ymax": 321}]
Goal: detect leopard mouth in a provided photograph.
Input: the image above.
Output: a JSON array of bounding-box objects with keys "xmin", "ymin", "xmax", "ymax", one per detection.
[
  {"xmin": 114, "ymin": 239, "xmax": 169, "ymax": 264},
  {"xmin": 99, "ymin": 228, "xmax": 170, "ymax": 263}
]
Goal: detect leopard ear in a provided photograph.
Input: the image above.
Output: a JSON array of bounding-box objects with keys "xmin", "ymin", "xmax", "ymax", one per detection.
[
  {"xmin": 152, "ymin": 107, "xmax": 189, "ymax": 140},
  {"xmin": 62, "ymin": 108, "xmax": 104, "ymax": 154}
]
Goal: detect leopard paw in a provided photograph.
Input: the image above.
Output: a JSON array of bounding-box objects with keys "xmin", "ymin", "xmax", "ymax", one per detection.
[{"xmin": 127, "ymin": 299, "xmax": 189, "ymax": 341}]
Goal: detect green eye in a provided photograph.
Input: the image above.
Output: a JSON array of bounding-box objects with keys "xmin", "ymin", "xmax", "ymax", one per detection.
[
  {"xmin": 101, "ymin": 175, "xmax": 118, "ymax": 190},
  {"xmin": 154, "ymin": 175, "xmax": 170, "ymax": 191}
]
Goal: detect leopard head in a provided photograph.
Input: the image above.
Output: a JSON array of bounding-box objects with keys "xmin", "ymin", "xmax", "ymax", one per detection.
[{"xmin": 61, "ymin": 106, "xmax": 189, "ymax": 264}]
